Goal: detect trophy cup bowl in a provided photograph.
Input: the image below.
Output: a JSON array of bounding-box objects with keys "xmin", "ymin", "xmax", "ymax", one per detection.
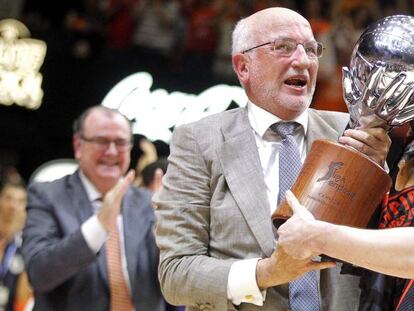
[{"xmin": 272, "ymin": 15, "xmax": 414, "ymax": 228}]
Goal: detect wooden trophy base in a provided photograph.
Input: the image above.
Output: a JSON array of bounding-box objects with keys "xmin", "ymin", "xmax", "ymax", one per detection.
[{"xmin": 272, "ymin": 139, "xmax": 392, "ymax": 228}]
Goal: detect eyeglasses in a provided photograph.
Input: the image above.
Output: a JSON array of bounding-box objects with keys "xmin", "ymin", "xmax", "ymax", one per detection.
[
  {"xmin": 80, "ymin": 135, "xmax": 132, "ymax": 152},
  {"xmin": 242, "ymin": 38, "xmax": 324, "ymax": 59}
]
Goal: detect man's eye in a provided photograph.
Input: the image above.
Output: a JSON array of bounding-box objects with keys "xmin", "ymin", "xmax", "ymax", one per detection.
[
  {"xmin": 275, "ymin": 43, "xmax": 292, "ymax": 52},
  {"xmin": 305, "ymin": 47, "xmax": 317, "ymax": 55},
  {"xmin": 95, "ymin": 138, "xmax": 109, "ymax": 145},
  {"xmin": 115, "ymin": 140, "xmax": 129, "ymax": 146}
]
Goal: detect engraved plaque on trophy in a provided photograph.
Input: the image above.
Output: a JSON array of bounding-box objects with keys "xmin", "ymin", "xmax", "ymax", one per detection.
[{"xmin": 272, "ymin": 15, "xmax": 414, "ymax": 228}]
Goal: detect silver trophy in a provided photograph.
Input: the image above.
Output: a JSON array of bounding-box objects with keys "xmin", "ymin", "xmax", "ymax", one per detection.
[
  {"xmin": 273, "ymin": 15, "xmax": 414, "ymax": 229},
  {"xmin": 343, "ymin": 15, "xmax": 414, "ymax": 129}
]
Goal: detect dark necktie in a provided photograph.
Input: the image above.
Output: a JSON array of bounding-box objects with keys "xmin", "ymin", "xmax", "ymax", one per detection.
[{"xmin": 270, "ymin": 122, "xmax": 320, "ymax": 311}]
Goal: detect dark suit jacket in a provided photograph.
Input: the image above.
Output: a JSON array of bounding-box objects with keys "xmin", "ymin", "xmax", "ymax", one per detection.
[{"xmin": 22, "ymin": 170, "xmax": 165, "ymax": 311}]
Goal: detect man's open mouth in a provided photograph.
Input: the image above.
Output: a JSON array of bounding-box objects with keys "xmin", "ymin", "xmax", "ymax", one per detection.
[{"xmin": 285, "ymin": 77, "xmax": 307, "ymax": 87}]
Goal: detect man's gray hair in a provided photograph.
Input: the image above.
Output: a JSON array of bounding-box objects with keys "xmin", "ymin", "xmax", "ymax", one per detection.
[{"xmin": 231, "ymin": 16, "xmax": 257, "ymax": 55}]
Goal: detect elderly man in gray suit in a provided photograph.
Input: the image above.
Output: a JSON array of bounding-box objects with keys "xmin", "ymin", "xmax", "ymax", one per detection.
[
  {"xmin": 154, "ymin": 7, "xmax": 391, "ymax": 311},
  {"xmin": 22, "ymin": 106, "xmax": 165, "ymax": 310}
]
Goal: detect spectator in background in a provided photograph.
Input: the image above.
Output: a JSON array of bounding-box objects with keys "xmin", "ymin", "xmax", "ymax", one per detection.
[
  {"xmin": 132, "ymin": 0, "xmax": 182, "ymax": 75},
  {"xmin": 253, "ymin": 0, "xmax": 296, "ymax": 12},
  {"xmin": 22, "ymin": 106, "xmax": 165, "ymax": 310},
  {"xmin": 330, "ymin": 1, "xmax": 380, "ymax": 67},
  {"xmin": 99, "ymin": 0, "xmax": 141, "ymax": 76},
  {"xmin": 63, "ymin": 0, "xmax": 105, "ymax": 60},
  {"xmin": 102, "ymin": 0, "xmax": 140, "ymax": 51},
  {"xmin": 180, "ymin": 0, "xmax": 221, "ymax": 85},
  {"xmin": 138, "ymin": 157, "xmax": 168, "ymax": 194},
  {"xmin": 0, "ymin": 178, "xmax": 32, "ymax": 311},
  {"xmin": 130, "ymin": 136, "xmax": 169, "ymax": 193},
  {"xmin": 304, "ymin": 0, "xmax": 344, "ymax": 112},
  {"xmin": 132, "ymin": 136, "xmax": 159, "ymax": 185},
  {"xmin": 212, "ymin": 0, "xmax": 251, "ymax": 83}
]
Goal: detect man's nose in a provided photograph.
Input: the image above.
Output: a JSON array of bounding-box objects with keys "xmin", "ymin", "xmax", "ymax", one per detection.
[
  {"xmin": 291, "ymin": 45, "xmax": 312, "ymax": 68},
  {"xmin": 105, "ymin": 141, "xmax": 119, "ymax": 154}
]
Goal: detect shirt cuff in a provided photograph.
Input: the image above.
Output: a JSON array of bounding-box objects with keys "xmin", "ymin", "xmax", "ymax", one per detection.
[
  {"xmin": 227, "ymin": 258, "xmax": 266, "ymax": 306},
  {"xmin": 81, "ymin": 215, "xmax": 108, "ymax": 254}
]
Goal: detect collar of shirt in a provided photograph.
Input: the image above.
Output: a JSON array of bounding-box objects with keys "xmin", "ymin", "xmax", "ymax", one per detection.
[
  {"xmin": 79, "ymin": 171, "xmax": 102, "ymax": 203},
  {"xmin": 247, "ymin": 101, "xmax": 309, "ymax": 213},
  {"xmin": 247, "ymin": 101, "xmax": 308, "ymax": 139}
]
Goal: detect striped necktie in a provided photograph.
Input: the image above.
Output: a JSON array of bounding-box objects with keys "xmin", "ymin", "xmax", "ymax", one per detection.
[
  {"xmin": 396, "ymin": 279, "xmax": 414, "ymax": 311},
  {"xmin": 105, "ymin": 210, "xmax": 134, "ymax": 310},
  {"xmin": 271, "ymin": 122, "xmax": 321, "ymax": 311}
]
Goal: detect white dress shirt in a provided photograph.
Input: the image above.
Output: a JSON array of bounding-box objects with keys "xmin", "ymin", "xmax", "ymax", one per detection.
[
  {"xmin": 79, "ymin": 172, "xmax": 132, "ymax": 292},
  {"xmin": 227, "ymin": 102, "xmax": 309, "ymax": 306}
]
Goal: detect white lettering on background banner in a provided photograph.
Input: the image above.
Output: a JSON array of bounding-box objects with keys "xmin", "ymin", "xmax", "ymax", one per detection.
[{"xmin": 101, "ymin": 72, "xmax": 247, "ymax": 143}]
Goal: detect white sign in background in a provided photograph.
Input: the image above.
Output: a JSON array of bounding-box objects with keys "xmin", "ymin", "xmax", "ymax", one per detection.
[
  {"xmin": 101, "ymin": 72, "xmax": 247, "ymax": 143},
  {"xmin": 0, "ymin": 19, "xmax": 47, "ymax": 109}
]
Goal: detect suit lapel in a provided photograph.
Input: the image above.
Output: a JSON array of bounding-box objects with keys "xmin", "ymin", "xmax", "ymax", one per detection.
[
  {"xmin": 69, "ymin": 171, "xmax": 109, "ymax": 287},
  {"xmin": 68, "ymin": 171, "xmax": 94, "ymax": 222},
  {"xmin": 218, "ymin": 108, "xmax": 275, "ymax": 257}
]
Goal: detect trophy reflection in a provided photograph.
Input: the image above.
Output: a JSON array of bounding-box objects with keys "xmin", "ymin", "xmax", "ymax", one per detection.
[{"xmin": 272, "ymin": 15, "xmax": 414, "ymax": 228}]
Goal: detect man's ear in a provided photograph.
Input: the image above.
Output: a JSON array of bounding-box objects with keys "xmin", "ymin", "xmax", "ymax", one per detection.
[
  {"xmin": 232, "ymin": 53, "xmax": 250, "ymax": 85},
  {"xmin": 73, "ymin": 134, "xmax": 81, "ymax": 160}
]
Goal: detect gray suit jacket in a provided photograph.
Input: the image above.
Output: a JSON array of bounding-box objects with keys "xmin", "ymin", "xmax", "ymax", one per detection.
[
  {"xmin": 155, "ymin": 107, "xmax": 360, "ymax": 310},
  {"xmin": 22, "ymin": 170, "xmax": 165, "ymax": 311}
]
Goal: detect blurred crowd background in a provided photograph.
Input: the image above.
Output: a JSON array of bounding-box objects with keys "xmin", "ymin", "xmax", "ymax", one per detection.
[
  {"xmin": 0, "ymin": 1, "xmax": 414, "ymax": 310},
  {"xmin": 1, "ymin": 0, "xmax": 414, "ymax": 182}
]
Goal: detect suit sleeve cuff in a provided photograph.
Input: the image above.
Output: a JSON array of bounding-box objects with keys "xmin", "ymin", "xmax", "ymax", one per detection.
[
  {"xmin": 81, "ymin": 215, "xmax": 108, "ymax": 254},
  {"xmin": 227, "ymin": 258, "xmax": 266, "ymax": 306}
]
